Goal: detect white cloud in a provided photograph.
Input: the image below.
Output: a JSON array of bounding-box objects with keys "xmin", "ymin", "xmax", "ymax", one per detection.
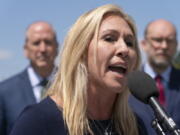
[{"xmin": 0, "ymin": 49, "xmax": 13, "ymax": 60}]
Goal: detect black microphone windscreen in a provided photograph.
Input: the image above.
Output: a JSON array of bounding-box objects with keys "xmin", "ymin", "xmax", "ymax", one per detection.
[{"xmin": 128, "ymin": 71, "xmax": 159, "ymax": 104}]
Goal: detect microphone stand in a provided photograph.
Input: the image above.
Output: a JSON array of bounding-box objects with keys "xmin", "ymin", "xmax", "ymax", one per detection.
[
  {"xmin": 149, "ymin": 97, "xmax": 180, "ymax": 135},
  {"xmin": 152, "ymin": 118, "xmax": 166, "ymax": 135}
]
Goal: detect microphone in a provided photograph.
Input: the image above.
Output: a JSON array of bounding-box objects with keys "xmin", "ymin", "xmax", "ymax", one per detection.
[{"xmin": 128, "ymin": 71, "xmax": 180, "ymax": 135}]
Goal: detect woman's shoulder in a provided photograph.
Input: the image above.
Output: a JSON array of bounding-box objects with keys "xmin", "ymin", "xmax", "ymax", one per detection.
[
  {"xmin": 33, "ymin": 96, "xmax": 63, "ymax": 119},
  {"xmin": 20, "ymin": 96, "xmax": 62, "ymax": 121},
  {"xmin": 10, "ymin": 97, "xmax": 66, "ymax": 135}
]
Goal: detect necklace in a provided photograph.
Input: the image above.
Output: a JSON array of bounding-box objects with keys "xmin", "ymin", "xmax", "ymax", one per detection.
[{"xmin": 90, "ymin": 119, "xmax": 113, "ymax": 135}]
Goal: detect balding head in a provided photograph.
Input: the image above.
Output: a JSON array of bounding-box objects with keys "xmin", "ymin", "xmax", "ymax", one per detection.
[
  {"xmin": 142, "ymin": 19, "xmax": 178, "ymax": 73},
  {"xmin": 144, "ymin": 19, "xmax": 177, "ymax": 38},
  {"xmin": 25, "ymin": 21, "xmax": 57, "ymax": 44},
  {"xmin": 24, "ymin": 21, "xmax": 58, "ymax": 77}
]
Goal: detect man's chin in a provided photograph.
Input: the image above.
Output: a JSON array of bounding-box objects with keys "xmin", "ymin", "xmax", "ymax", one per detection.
[
  {"xmin": 154, "ymin": 59, "xmax": 170, "ymax": 67},
  {"xmin": 36, "ymin": 62, "xmax": 49, "ymax": 68}
]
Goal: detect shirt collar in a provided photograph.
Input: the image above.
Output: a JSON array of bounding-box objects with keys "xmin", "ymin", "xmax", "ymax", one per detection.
[
  {"xmin": 27, "ymin": 66, "xmax": 42, "ymax": 87},
  {"xmin": 144, "ymin": 62, "xmax": 171, "ymax": 82},
  {"xmin": 27, "ymin": 66, "xmax": 51, "ymax": 87}
]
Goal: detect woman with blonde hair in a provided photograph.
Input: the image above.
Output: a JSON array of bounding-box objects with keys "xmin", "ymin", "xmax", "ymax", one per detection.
[{"xmin": 11, "ymin": 4, "xmax": 146, "ymax": 135}]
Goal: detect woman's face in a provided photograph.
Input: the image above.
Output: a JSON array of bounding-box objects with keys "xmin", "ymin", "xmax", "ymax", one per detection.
[{"xmin": 87, "ymin": 15, "xmax": 138, "ymax": 94}]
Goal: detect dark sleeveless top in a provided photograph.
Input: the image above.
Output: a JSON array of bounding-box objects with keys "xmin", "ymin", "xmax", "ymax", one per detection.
[{"xmin": 10, "ymin": 97, "xmax": 147, "ymax": 135}]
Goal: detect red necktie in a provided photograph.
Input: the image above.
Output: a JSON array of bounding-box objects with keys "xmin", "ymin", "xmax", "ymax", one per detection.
[{"xmin": 155, "ymin": 75, "xmax": 166, "ymax": 106}]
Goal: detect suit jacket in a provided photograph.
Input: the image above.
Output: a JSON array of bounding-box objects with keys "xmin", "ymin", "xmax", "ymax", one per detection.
[
  {"xmin": 0, "ymin": 69, "xmax": 36, "ymax": 135},
  {"xmin": 129, "ymin": 66, "xmax": 180, "ymax": 135}
]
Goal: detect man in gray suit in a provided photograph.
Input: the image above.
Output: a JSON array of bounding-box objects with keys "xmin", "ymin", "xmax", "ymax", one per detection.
[{"xmin": 0, "ymin": 21, "xmax": 59, "ymax": 135}]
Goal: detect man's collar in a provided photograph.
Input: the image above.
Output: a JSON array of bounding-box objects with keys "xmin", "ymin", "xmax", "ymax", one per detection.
[
  {"xmin": 27, "ymin": 66, "xmax": 51, "ymax": 87},
  {"xmin": 144, "ymin": 62, "xmax": 171, "ymax": 82},
  {"xmin": 27, "ymin": 66, "xmax": 42, "ymax": 87}
]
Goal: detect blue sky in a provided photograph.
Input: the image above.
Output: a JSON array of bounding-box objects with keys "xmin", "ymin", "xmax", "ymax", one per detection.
[{"xmin": 0, "ymin": 0, "xmax": 180, "ymax": 81}]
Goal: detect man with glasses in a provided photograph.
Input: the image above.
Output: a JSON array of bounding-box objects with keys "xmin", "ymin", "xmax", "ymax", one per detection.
[
  {"xmin": 142, "ymin": 19, "xmax": 177, "ymax": 74},
  {"xmin": 129, "ymin": 19, "xmax": 180, "ymax": 135}
]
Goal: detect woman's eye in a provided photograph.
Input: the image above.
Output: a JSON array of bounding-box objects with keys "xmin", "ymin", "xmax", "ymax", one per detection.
[
  {"xmin": 124, "ymin": 37, "xmax": 135, "ymax": 47},
  {"xmin": 125, "ymin": 40, "xmax": 134, "ymax": 47},
  {"xmin": 104, "ymin": 35, "xmax": 116, "ymax": 42}
]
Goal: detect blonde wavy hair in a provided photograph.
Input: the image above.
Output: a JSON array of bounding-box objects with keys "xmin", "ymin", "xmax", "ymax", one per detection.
[{"xmin": 47, "ymin": 4, "xmax": 141, "ymax": 135}]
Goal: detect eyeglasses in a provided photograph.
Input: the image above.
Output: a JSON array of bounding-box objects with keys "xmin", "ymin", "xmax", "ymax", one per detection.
[{"xmin": 146, "ymin": 37, "xmax": 177, "ymax": 45}]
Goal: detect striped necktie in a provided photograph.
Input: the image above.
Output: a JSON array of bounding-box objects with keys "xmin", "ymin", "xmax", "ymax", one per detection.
[
  {"xmin": 39, "ymin": 79, "xmax": 48, "ymax": 87},
  {"xmin": 39, "ymin": 79, "xmax": 48, "ymax": 99}
]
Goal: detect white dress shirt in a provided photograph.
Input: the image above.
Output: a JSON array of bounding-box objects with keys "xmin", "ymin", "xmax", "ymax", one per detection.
[
  {"xmin": 143, "ymin": 62, "xmax": 172, "ymax": 88},
  {"xmin": 27, "ymin": 66, "xmax": 50, "ymax": 103}
]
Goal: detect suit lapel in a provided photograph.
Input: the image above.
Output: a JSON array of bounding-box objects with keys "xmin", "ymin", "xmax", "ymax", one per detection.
[
  {"xmin": 169, "ymin": 67, "xmax": 180, "ymax": 89},
  {"xmin": 19, "ymin": 69, "xmax": 36, "ymax": 104},
  {"xmin": 166, "ymin": 67, "xmax": 180, "ymax": 113}
]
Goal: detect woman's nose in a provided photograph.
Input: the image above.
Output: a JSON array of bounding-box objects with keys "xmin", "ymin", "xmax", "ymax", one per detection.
[{"xmin": 116, "ymin": 40, "xmax": 129, "ymax": 58}]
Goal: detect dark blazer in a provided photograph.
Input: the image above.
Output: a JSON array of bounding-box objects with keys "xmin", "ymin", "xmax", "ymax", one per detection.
[
  {"xmin": 0, "ymin": 69, "xmax": 36, "ymax": 135},
  {"xmin": 129, "ymin": 66, "xmax": 180, "ymax": 135}
]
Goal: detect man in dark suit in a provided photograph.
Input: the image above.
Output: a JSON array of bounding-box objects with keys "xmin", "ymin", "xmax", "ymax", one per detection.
[
  {"xmin": 129, "ymin": 19, "xmax": 180, "ymax": 135},
  {"xmin": 0, "ymin": 21, "xmax": 58, "ymax": 135}
]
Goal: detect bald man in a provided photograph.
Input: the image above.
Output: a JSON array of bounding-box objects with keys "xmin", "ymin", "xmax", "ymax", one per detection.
[
  {"xmin": 142, "ymin": 19, "xmax": 178, "ymax": 74},
  {"xmin": 129, "ymin": 19, "xmax": 180, "ymax": 135},
  {"xmin": 0, "ymin": 21, "xmax": 59, "ymax": 135}
]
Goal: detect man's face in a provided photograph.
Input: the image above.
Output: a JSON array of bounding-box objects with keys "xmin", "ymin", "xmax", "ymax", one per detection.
[
  {"xmin": 143, "ymin": 21, "xmax": 177, "ymax": 68},
  {"xmin": 24, "ymin": 24, "xmax": 58, "ymax": 69}
]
